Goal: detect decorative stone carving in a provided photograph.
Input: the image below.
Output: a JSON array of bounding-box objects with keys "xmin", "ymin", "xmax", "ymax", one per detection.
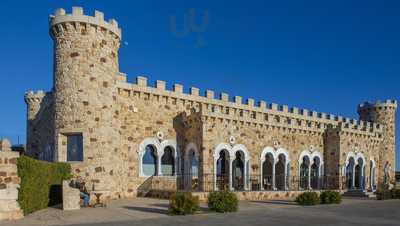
[
  {"xmin": 229, "ymin": 136, "xmax": 236, "ymax": 145},
  {"xmin": 156, "ymin": 131, "xmax": 164, "ymax": 141},
  {"xmin": 273, "ymin": 141, "xmax": 280, "ymax": 149}
]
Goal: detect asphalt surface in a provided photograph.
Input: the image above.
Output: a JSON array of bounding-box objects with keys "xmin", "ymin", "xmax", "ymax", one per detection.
[{"xmin": 4, "ymin": 198, "xmax": 400, "ymax": 226}]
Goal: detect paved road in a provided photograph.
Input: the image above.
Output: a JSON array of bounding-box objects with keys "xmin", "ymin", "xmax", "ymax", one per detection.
[{"xmin": 4, "ymin": 198, "xmax": 400, "ymax": 226}]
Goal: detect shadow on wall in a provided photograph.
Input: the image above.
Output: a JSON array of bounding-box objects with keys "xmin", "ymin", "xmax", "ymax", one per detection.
[{"xmin": 48, "ymin": 184, "xmax": 63, "ymax": 208}]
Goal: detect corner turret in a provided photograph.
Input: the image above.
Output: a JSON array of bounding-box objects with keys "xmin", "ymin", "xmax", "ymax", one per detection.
[
  {"xmin": 24, "ymin": 90, "xmax": 46, "ymax": 120},
  {"xmin": 358, "ymin": 99, "xmax": 397, "ymax": 187}
]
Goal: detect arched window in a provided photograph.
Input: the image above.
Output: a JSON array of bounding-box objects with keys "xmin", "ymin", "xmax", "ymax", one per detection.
[
  {"xmin": 216, "ymin": 150, "xmax": 230, "ymax": 190},
  {"xmin": 355, "ymin": 158, "xmax": 364, "ymax": 189},
  {"xmin": 275, "ymin": 154, "xmax": 286, "ymax": 190},
  {"xmin": 300, "ymin": 156, "xmax": 310, "ymax": 190},
  {"xmin": 311, "ymin": 157, "xmax": 320, "ymax": 189},
  {"xmin": 232, "ymin": 151, "xmax": 245, "ymax": 191},
  {"xmin": 262, "ymin": 153, "xmax": 274, "ymax": 190},
  {"xmin": 161, "ymin": 146, "xmax": 175, "ymax": 176},
  {"xmin": 142, "ymin": 145, "xmax": 157, "ymax": 176}
]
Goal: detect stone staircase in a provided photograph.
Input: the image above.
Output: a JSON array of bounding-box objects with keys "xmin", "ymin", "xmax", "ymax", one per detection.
[{"xmin": 343, "ymin": 190, "xmax": 376, "ymax": 199}]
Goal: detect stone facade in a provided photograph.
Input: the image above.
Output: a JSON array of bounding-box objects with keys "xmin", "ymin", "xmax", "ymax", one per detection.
[
  {"xmin": 0, "ymin": 139, "xmax": 23, "ymax": 221},
  {"xmin": 25, "ymin": 7, "xmax": 397, "ymax": 200}
]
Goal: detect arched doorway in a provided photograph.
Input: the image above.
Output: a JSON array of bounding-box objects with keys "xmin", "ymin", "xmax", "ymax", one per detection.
[
  {"xmin": 189, "ymin": 149, "xmax": 199, "ymax": 190},
  {"xmin": 300, "ymin": 156, "xmax": 310, "ymax": 190},
  {"xmin": 275, "ymin": 154, "xmax": 286, "ymax": 190},
  {"xmin": 161, "ymin": 146, "xmax": 175, "ymax": 176},
  {"xmin": 346, "ymin": 157, "xmax": 355, "ymax": 189},
  {"xmin": 142, "ymin": 145, "xmax": 157, "ymax": 177},
  {"xmin": 232, "ymin": 151, "xmax": 245, "ymax": 191},
  {"xmin": 216, "ymin": 150, "xmax": 230, "ymax": 190},
  {"xmin": 310, "ymin": 157, "xmax": 320, "ymax": 189},
  {"xmin": 355, "ymin": 158, "xmax": 364, "ymax": 190},
  {"xmin": 262, "ymin": 153, "xmax": 274, "ymax": 190}
]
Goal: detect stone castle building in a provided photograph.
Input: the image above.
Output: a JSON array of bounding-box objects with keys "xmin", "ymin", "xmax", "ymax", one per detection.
[{"xmin": 24, "ymin": 7, "xmax": 397, "ymax": 200}]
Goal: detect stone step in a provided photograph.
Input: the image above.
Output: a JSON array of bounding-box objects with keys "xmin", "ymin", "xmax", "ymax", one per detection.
[{"xmin": 343, "ymin": 190, "xmax": 376, "ymax": 198}]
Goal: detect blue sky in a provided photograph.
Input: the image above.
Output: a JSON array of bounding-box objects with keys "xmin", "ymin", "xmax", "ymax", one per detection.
[{"xmin": 0, "ymin": 0, "xmax": 399, "ymax": 168}]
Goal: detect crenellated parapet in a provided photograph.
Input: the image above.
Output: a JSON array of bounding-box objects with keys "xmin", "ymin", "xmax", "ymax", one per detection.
[
  {"xmin": 49, "ymin": 7, "xmax": 121, "ymax": 40},
  {"xmin": 358, "ymin": 99, "xmax": 397, "ymax": 112},
  {"xmin": 116, "ymin": 76, "xmax": 384, "ymax": 139},
  {"xmin": 358, "ymin": 99, "xmax": 397, "ymax": 126},
  {"xmin": 24, "ymin": 90, "xmax": 45, "ymax": 105}
]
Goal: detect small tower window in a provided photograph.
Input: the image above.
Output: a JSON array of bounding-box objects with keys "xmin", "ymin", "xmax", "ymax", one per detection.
[{"xmin": 67, "ymin": 134, "xmax": 83, "ymax": 162}]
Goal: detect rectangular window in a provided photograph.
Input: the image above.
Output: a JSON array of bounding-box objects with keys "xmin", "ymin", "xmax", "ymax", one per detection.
[{"xmin": 67, "ymin": 134, "xmax": 83, "ymax": 162}]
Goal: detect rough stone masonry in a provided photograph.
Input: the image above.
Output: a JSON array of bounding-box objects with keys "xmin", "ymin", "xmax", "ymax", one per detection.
[
  {"xmin": 0, "ymin": 139, "xmax": 23, "ymax": 221},
  {"xmin": 24, "ymin": 7, "xmax": 397, "ymax": 201}
]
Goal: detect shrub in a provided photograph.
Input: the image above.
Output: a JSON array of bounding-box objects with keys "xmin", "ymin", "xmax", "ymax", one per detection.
[
  {"xmin": 17, "ymin": 156, "xmax": 71, "ymax": 215},
  {"xmin": 295, "ymin": 192, "xmax": 320, "ymax": 206},
  {"xmin": 168, "ymin": 192, "xmax": 199, "ymax": 215},
  {"xmin": 320, "ymin": 191, "xmax": 342, "ymax": 204},
  {"xmin": 376, "ymin": 189, "xmax": 394, "ymax": 200},
  {"xmin": 208, "ymin": 191, "xmax": 238, "ymax": 213}
]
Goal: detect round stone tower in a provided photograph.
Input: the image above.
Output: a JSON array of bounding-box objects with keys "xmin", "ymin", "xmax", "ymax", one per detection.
[
  {"xmin": 358, "ymin": 99, "xmax": 397, "ymax": 187},
  {"xmin": 49, "ymin": 7, "xmax": 123, "ymax": 196}
]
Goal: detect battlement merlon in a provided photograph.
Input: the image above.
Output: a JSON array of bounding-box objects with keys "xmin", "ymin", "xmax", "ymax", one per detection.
[
  {"xmin": 115, "ymin": 76, "xmax": 385, "ymax": 136},
  {"xmin": 49, "ymin": 7, "xmax": 121, "ymax": 39},
  {"xmin": 24, "ymin": 90, "xmax": 46, "ymax": 105}
]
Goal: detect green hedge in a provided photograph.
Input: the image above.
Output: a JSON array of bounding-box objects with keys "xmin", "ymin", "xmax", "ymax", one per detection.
[
  {"xmin": 320, "ymin": 191, "xmax": 342, "ymax": 204},
  {"xmin": 295, "ymin": 192, "xmax": 320, "ymax": 206},
  {"xmin": 376, "ymin": 189, "xmax": 400, "ymax": 200},
  {"xmin": 376, "ymin": 189, "xmax": 394, "ymax": 200},
  {"xmin": 168, "ymin": 192, "xmax": 199, "ymax": 215},
  {"xmin": 208, "ymin": 191, "xmax": 238, "ymax": 213},
  {"xmin": 17, "ymin": 156, "xmax": 72, "ymax": 215}
]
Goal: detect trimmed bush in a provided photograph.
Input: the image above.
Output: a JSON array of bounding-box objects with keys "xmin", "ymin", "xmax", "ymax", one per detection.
[
  {"xmin": 320, "ymin": 191, "xmax": 342, "ymax": 204},
  {"xmin": 391, "ymin": 189, "xmax": 400, "ymax": 199},
  {"xmin": 208, "ymin": 191, "xmax": 238, "ymax": 213},
  {"xmin": 295, "ymin": 192, "xmax": 320, "ymax": 206},
  {"xmin": 376, "ymin": 189, "xmax": 394, "ymax": 200},
  {"xmin": 17, "ymin": 156, "xmax": 72, "ymax": 215},
  {"xmin": 168, "ymin": 192, "xmax": 199, "ymax": 215}
]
